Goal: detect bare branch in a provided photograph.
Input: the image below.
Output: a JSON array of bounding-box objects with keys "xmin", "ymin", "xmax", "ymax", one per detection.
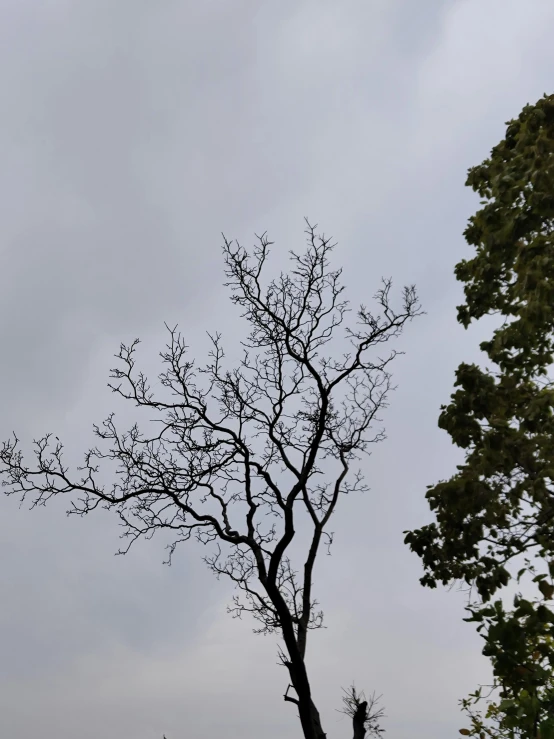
[
  {"xmin": 338, "ymin": 684, "xmax": 386, "ymax": 739},
  {"xmin": 0, "ymin": 222, "xmax": 419, "ymax": 739}
]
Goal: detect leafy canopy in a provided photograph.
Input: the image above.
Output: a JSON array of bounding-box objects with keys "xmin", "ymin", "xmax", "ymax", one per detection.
[{"xmin": 404, "ymin": 93, "xmax": 554, "ymax": 737}]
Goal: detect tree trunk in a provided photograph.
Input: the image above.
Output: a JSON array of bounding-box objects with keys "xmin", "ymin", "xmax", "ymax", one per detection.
[
  {"xmin": 283, "ymin": 654, "xmax": 326, "ymax": 739},
  {"xmin": 309, "ymin": 697, "xmax": 326, "ymax": 739},
  {"xmin": 353, "ymin": 701, "xmax": 368, "ymax": 739}
]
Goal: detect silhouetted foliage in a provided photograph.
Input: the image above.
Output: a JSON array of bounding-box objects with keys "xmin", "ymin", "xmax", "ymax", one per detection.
[{"xmin": 405, "ymin": 93, "xmax": 554, "ymax": 738}]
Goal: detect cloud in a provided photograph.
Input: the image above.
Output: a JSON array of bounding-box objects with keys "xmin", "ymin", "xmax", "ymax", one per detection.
[{"xmin": 0, "ymin": 1, "xmax": 552, "ymax": 737}]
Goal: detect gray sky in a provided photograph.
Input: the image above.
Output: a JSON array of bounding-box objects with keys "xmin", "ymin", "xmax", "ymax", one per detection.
[{"xmin": 1, "ymin": 1, "xmax": 553, "ymax": 737}]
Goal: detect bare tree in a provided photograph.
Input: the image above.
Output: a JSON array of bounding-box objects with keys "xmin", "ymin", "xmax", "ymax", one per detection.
[
  {"xmin": 338, "ymin": 685, "xmax": 386, "ymax": 739},
  {"xmin": 0, "ymin": 221, "xmax": 421, "ymax": 739}
]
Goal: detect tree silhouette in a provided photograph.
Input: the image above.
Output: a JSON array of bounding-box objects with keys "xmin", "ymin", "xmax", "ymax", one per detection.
[
  {"xmin": 1, "ymin": 221, "xmax": 420, "ymax": 738},
  {"xmin": 405, "ymin": 94, "xmax": 554, "ymax": 738}
]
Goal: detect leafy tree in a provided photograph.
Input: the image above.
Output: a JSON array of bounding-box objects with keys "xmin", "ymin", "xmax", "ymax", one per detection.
[
  {"xmin": 404, "ymin": 93, "xmax": 554, "ymax": 737},
  {"xmin": 1, "ymin": 222, "xmax": 420, "ymax": 739}
]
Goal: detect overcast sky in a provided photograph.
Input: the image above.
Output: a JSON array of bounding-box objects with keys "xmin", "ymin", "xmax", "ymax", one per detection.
[{"xmin": 1, "ymin": 1, "xmax": 553, "ymax": 738}]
